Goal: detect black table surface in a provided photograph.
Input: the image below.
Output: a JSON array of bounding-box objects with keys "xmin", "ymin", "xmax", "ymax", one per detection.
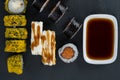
[{"xmin": 0, "ymin": 0, "xmax": 120, "ymax": 80}]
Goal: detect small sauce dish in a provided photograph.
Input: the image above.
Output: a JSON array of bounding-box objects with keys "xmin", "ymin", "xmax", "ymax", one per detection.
[{"xmin": 83, "ymin": 14, "xmax": 118, "ymax": 64}]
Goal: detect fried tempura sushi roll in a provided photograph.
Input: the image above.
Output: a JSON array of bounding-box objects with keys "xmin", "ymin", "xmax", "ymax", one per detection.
[
  {"xmin": 4, "ymin": 15, "xmax": 27, "ymax": 27},
  {"xmin": 7, "ymin": 55, "xmax": 23, "ymax": 75},
  {"xmin": 42, "ymin": 30, "xmax": 56, "ymax": 66},
  {"xmin": 5, "ymin": 40, "xmax": 26, "ymax": 53},
  {"xmin": 5, "ymin": 0, "xmax": 27, "ymax": 14},
  {"xmin": 31, "ymin": 21, "xmax": 43, "ymax": 55},
  {"xmin": 5, "ymin": 28, "xmax": 28, "ymax": 39}
]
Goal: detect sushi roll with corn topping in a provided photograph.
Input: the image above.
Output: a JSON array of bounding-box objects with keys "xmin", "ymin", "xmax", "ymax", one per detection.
[
  {"xmin": 7, "ymin": 55, "xmax": 23, "ymax": 75},
  {"xmin": 5, "ymin": 40, "xmax": 26, "ymax": 53},
  {"xmin": 5, "ymin": 28, "xmax": 28, "ymax": 39},
  {"xmin": 4, "ymin": 15, "xmax": 27, "ymax": 27},
  {"xmin": 5, "ymin": 0, "xmax": 27, "ymax": 14}
]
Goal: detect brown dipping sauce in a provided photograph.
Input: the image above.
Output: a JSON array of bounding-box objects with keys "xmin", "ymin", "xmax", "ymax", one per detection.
[
  {"xmin": 61, "ymin": 47, "xmax": 74, "ymax": 59},
  {"xmin": 86, "ymin": 18, "xmax": 114, "ymax": 60}
]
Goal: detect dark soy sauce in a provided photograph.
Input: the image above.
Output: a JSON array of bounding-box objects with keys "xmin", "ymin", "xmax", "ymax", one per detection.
[{"xmin": 86, "ymin": 18, "xmax": 114, "ymax": 60}]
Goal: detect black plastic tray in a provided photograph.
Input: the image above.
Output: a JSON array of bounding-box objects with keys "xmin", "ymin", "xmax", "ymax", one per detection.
[{"xmin": 0, "ymin": 0, "xmax": 120, "ymax": 80}]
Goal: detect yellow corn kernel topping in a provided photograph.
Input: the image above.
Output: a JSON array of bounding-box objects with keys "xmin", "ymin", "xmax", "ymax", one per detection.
[
  {"xmin": 5, "ymin": 40, "xmax": 26, "ymax": 53},
  {"xmin": 5, "ymin": 28, "xmax": 28, "ymax": 39},
  {"xmin": 7, "ymin": 55, "xmax": 23, "ymax": 75},
  {"xmin": 4, "ymin": 15, "xmax": 27, "ymax": 27}
]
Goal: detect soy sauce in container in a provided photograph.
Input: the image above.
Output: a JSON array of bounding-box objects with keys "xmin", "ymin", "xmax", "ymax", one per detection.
[
  {"xmin": 83, "ymin": 14, "xmax": 118, "ymax": 64},
  {"xmin": 86, "ymin": 18, "xmax": 114, "ymax": 60}
]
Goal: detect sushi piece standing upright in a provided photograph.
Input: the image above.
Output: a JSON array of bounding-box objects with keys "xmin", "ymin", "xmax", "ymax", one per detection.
[
  {"xmin": 5, "ymin": 0, "xmax": 27, "ymax": 14},
  {"xmin": 7, "ymin": 55, "xmax": 23, "ymax": 75},
  {"xmin": 58, "ymin": 43, "xmax": 79, "ymax": 63},
  {"xmin": 31, "ymin": 21, "xmax": 43, "ymax": 55}
]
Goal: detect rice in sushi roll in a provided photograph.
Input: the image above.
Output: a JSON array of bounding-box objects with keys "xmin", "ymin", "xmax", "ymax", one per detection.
[
  {"xmin": 5, "ymin": 0, "xmax": 27, "ymax": 14},
  {"xmin": 7, "ymin": 55, "xmax": 23, "ymax": 75},
  {"xmin": 58, "ymin": 43, "xmax": 79, "ymax": 63}
]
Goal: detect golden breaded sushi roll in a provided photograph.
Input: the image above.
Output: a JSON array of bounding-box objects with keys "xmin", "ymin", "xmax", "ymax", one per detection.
[
  {"xmin": 7, "ymin": 55, "xmax": 23, "ymax": 75},
  {"xmin": 5, "ymin": 28, "xmax": 28, "ymax": 39},
  {"xmin": 5, "ymin": 40, "xmax": 26, "ymax": 53},
  {"xmin": 4, "ymin": 15, "xmax": 27, "ymax": 27}
]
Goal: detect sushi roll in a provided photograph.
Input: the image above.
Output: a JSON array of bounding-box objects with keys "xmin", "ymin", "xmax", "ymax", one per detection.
[
  {"xmin": 58, "ymin": 43, "xmax": 79, "ymax": 63},
  {"xmin": 5, "ymin": 0, "xmax": 27, "ymax": 14},
  {"xmin": 30, "ymin": 21, "xmax": 56, "ymax": 66},
  {"xmin": 48, "ymin": 1, "xmax": 68, "ymax": 23},
  {"xmin": 32, "ymin": 0, "xmax": 50, "ymax": 12},
  {"xmin": 5, "ymin": 28, "xmax": 28, "ymax": 39},
  {"xmin": 63, "ymin": 17, "xmax": 82, "ymax": 39},
  {"xmin": 5, "ymin": 40, "xmax": 26, "ymax": 53},
  {"xmin": 41, "ymin": 30, "xmax": 56, "ymax": 66},
  {"xmin": 4, "ymin": 15, "xmax": 27, "ymax": 27},
  {"xmin": 7, "ymin": 55, "xmax": 23, "ymax": 75},
  {"xmin": 31, "ymin": 21, "xmax": 43, "ymax": 55}
]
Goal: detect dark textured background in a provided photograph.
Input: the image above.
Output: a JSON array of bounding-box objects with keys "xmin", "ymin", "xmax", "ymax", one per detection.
[{"xmin": 0, "ymin": 0, "xmax": 120, "ymax": 80}]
